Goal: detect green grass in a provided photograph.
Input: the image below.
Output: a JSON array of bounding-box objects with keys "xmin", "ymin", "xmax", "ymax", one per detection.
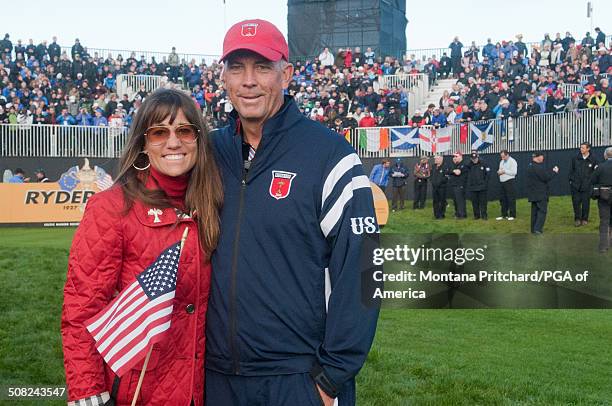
[
  {"xmin": 0, "ymin": 205, "xmax": 610, "ymax": 405},
  {"xmin": 383, "ymin": 196, "xmax": 601, "ymax": 234}
]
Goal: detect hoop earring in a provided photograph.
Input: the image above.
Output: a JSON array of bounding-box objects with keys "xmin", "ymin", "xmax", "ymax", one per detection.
[{"xmin": 132, "ymin": 151, "xmax": 150, "ymax": 171}]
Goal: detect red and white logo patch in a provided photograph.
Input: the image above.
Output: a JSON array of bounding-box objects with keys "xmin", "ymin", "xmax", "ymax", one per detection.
[
  {"xmin": 269, "ymin": 170, "xmax": 296, "ymax": 200},
  {"xmin": 241, "ymin": 23, "xmax": 258, "ymax": 37}
]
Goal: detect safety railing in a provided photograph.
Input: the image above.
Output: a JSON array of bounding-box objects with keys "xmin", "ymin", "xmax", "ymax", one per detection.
[
  {"xmin": 61, "ymin": 46, "xmax": 219, "ymax": 66},
  {"xmin": 558, "ymin": 83, "xmax": 583, "ymax": 96},
  {"xmin": 1, "ymin": 107, "xmax": 610, "ymax": 159},
  {"xmin": 0, "ymin": 124, "xmax": 129, "ymax": 158},
  {"xmin": 378, "ymin": 73, "xmax": 429, "ymax": 117},
  {"xmin": 116, "ymin": 74, "xmax": 165, "ymax": 101},
  {"xmin": 350, "ymin": 106, "xmax": 612, "ymax": 159},
  {"xmin": 52, "ymin": 35, "xmax": 609, "ymax": 66},
  {"xmin": 580, "ymin": 72, "xmax": 610, "ymax": 85}
]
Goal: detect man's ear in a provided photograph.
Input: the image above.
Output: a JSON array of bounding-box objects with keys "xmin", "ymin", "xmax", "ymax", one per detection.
[{"xmin": 281, "ymin": 63, "xmax": 294, "ymax": 89}]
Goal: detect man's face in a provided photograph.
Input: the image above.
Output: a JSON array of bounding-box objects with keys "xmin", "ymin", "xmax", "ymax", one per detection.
[
  {"xmin": 453, "ymin": 154, "xmax": 462, "ymax": 164},
  {"xmin": 223, "ymin": 51, "xmax": 293, "ymax": 125},
  {"xmin": 383, "ymin": 161, "xmax": 390, "ymax": 168},
  {"xmin": 580, "ymin": 144, "xmax": 589, "ymax": 155},
  {"xmin": 501, "ymin": 152, "xmax": 508, "ymax": 161}
]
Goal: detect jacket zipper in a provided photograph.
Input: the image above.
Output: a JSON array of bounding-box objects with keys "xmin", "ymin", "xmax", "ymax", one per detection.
[{"xmin": 229, "ymin": 166, "xmax": 247, "ymax": 375}]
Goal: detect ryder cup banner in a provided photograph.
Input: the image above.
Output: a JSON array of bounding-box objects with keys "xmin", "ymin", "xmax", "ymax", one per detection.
[{"xmin": 0, "ymin": 159, "xmax": 113, "ymax": 226}]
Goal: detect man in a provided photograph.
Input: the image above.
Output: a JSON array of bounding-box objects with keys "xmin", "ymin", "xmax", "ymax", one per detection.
[
  {"xmin": 497, "ymin": 150, "xmax": 518, "ymax": 220},
  {"xmin": 318, "ymin": 47, "xmax": 334, "ymax": 68},
  {"xmin": 206, "ymin": 19, "xmax": 379, "ymax": 406},
  {"xmin": 431, "ymin": 155, "xmax": 448, "ymax": 219},
  {"xmin": 594, "ymin": 27, "xmax": 606, "ymax": 48},
  {"xmin": 364, "ymin": 47, "xmax": 375, "ymax": 67},
  {"xmin": 369, "ymin": 158, "xmax": 391, "ymax": 192},
  {"xmin": 413, "ymin": 156, "xmax": 431, "ymax": 209},
  {"xmin": 439, "ymin": 52, "xmax": 452, "ymax": 79},
  {"xmin": 48, "ymin": 36, "xmax": 61, "ymax": 60},
  {"xmin": 569, "ymin": 142, "xmax": 599, "ymax": 226},
  {"xmin": 168, "ymin": 46, "xmax": 180, "ymax": 82},
  {"xmin": 71, "ymin": 38, "xmax": 84, "ymax": 59},
  {"xmin": 34, "ymin": 169, "xmax": 49, "ymax": 183},
  {"xmin": 390, "ymin": 158, "xmax": 409, "ymax": 211},
  {"xmin": 465, "ymin": 151, "xmax": 490, "ymax": 220},
  {"xmin": 449, "ymin": 37, "xmax": 463, "ymax": 77},
  {"xmin": 591, "ymin": 147, "xmax": 612, "ymax": 253},
  {"xmin": 8, "ymin": 168, "xmax": 29, "ymax": 183},
  {"xmin": 526, "ymin": 152, "xmax": 559, "ymax": 234},
  {"xmin": 448, "ymin": 152, "xmax": 467, "ymax": 219}
]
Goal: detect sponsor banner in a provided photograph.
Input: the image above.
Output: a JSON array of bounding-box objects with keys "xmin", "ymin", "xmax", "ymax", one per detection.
[{"xmin": 0, "ymin": 159, "xmax": 113, "ymax": 226}]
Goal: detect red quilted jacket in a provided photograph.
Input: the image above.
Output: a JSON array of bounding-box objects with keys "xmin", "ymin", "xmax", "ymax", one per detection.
[{"xmin": 61, "ymin": 185, "xmax": 211, "ymax": 406}]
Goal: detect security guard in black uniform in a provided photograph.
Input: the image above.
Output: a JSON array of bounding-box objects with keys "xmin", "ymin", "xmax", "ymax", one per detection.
[
  {"xmin": 448, "ymin": 151, "xmax": 467, "ymax": 219},
  {"xmin": 569, "ymin": 142, "xmax": 599, "ymax": 226},
  {"xmin": 431, "ymin": 155, "xmax": 449, "ymax": 219},
  {"xmin": 465, "ymin": 151, "xmax": 491, "ymax": 220},
  {"xmin": 526, "ymin": 151, "xmax": 559, "ymax": 234},
  {"xmin": 591, "ymin": 147, "xmax": 612, "ymax": 253}
]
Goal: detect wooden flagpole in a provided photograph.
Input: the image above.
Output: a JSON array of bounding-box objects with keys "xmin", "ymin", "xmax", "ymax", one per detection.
[{"xmin": 131, "ymin": 227, "xmax": 190, "ymax": 406}]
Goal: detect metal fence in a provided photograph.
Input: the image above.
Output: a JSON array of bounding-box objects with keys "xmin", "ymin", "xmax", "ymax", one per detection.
[
  {"xmin": 1, "ymin": 107, "xmax": 610, "ymax": 159},
  {"xmin": 558, "ymin": 83, "xmax": 582, "ymax": 96},
  {"xmin": 401, "ymin": 35, "xmax": 611, "ymax": 62},
  {"xmin": 0, "ymin": 124, "xmax": 129, "ymax": 158},
  {"xmin": 580, "ymin": 72, "xmax": 610, "ymax": 85},
  {"xmin": 377, "ymin": 73, "xmax": 429, "ymax": 117},
  {"xmin": 350, "ymin": 107, "xmax": 612, "ymax": 159},
  {"xmin": 116, "ymin": 74, "xmax": 165, "ymax": 100},
  {"xmin": 61, "ymin": 46, "xmax": 219, "ymax": 66}
]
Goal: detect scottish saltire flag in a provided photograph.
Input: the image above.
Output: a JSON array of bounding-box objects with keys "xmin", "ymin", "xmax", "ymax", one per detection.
[
  {"xmin": 470, "ymin": 122, "xmax": 494, "ymax": 151},
  {"xmin": 85, "ymin": 241, "xmax": 182, "ymax": 376},
  {"xmin": 390, "ymin": 127, "xmax": 419, "ymax": 150},
  {"xmin": 418, "ymin": 127, "xmax": 452, "ymax": 153}
]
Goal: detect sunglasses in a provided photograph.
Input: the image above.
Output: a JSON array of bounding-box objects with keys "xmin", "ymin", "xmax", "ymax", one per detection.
[{"xmin": 144, "ymin": 123, "xmax": 199, "ymax": 146}]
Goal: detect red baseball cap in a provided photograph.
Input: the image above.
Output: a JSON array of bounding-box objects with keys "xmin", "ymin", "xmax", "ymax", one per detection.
[{"xmin": 221, "ymin": 19, "xmax": 288, "ymax": 62}]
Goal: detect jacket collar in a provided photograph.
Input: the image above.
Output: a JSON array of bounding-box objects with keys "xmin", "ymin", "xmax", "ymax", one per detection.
[{"xmin": 132, "ymin": 174, "xmax": 192, "ymax": 227}]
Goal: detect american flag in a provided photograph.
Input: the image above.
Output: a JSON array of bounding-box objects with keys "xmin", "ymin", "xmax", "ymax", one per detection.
[
  {"xmin": 85, "ymin": 241, "xmax": 182, "ymax": 377},
  {"xmin": 96, "ymin": 174, "xmax": 114, "ymax": 191}
]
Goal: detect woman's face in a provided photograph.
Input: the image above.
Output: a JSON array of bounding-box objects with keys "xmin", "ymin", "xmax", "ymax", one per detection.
[{"xmin": 144, "ymin": 109, "xmax": 198, "ymax": 177}]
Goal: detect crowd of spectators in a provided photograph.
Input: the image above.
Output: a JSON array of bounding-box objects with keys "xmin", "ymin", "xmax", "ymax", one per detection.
[
  {"xmin": 419, "ymin": 29, "xmax": 612, "ymax": 129},
  {"xmin": 0, "ymin": 29, "xmax": 610, "ymax": 135}
]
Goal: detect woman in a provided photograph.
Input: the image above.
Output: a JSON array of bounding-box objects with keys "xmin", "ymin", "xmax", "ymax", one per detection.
[{"xmin": 61, "ymin": 88, "xmax": 222, "ymax": 406}]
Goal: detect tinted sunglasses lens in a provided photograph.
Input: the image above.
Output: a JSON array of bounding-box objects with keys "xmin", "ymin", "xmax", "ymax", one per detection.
[
  {"xmin": 176, "ymin": 124, "xmax": 198, "ymax": 143},
  {"xmin": 146, "ymin": 126, "xmax": 170, "ymax": 145}
]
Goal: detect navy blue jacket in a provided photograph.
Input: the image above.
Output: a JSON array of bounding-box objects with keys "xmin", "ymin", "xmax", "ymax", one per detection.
[{"xmin": 206, "ymin": 97, "xmax": 380, "ymax": 396}]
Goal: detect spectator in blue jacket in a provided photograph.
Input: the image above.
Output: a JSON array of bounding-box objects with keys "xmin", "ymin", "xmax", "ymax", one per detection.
[
  {"xmin": 369, "ymin": 159, "xmax": 391, "ymax": 192},
  {"xmin": 449, "ymin": 37, "xmax": 464, "ymax": 77},
  {"xmin": 92, "ymin": 109, "xmax": 108, "ymax": 126},
  {"xmin": 75, "ymin": 108, "xmax": 92, "ymax": 126},
  {"xmin": 8, "ymin": 168, "xmax": 29, "ymax": 183},
  {"xmin": 430, "ymin": 107, "xmax": 447, "ymax": 127},
  {"xmin": 56, "ymin": 108, "xmax": 76, "ymax": 125},
  {"xmin": 482, "ymin": 38, "xmax": 495, "ymax": 60}
]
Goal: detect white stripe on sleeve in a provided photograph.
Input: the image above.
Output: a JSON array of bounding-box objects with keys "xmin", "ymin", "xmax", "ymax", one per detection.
[
  {"xmin": 321, "ymin": 153, "xmax": 362, "ymax": 209},
  {"xmin": 320, "ymin": 175, "xmax": 370, "ymax": 237}
]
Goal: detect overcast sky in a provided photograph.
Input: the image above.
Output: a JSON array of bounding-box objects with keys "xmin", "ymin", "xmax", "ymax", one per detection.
[{"xmin": 4, "ymin": 0, "xmax": 611, "ymax": 57}]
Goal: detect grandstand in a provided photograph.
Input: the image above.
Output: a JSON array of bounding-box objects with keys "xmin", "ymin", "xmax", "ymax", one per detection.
[{"xmin": 0, "ymin": 29, "xmax": 610, "ymax": 163}]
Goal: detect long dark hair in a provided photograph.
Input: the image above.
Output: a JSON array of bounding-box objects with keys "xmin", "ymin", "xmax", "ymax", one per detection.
[{"xmin": 115, "ymin": 88, "xmax": 223, "ymax": 257}]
